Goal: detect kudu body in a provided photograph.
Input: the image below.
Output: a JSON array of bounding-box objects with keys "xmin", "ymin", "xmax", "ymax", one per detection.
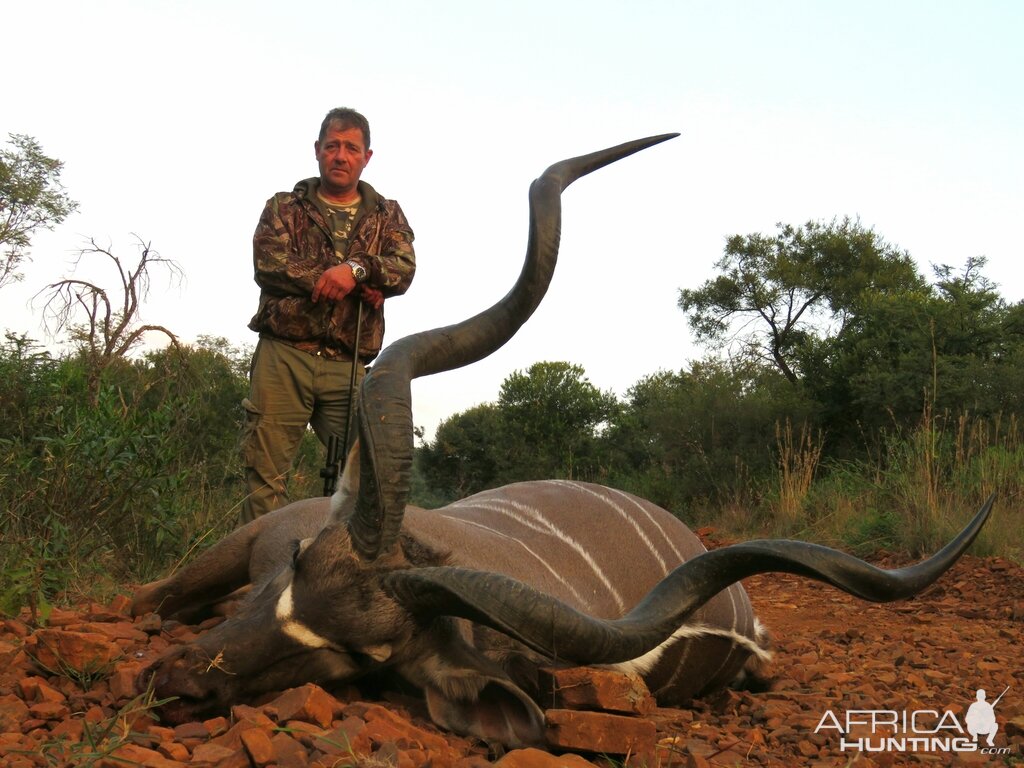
[
  {"xmin": 134, "ymin": 467, "xmax": 764, "ymax": 743},
  {"xmin": 135, "ymin": 135, "xmax": 992, "ymax": 747}
]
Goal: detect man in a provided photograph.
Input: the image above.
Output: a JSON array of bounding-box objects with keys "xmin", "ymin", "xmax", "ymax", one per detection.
[{"xmin": 241, "ymin": 107, "xmax": 415, "ymax": 523}]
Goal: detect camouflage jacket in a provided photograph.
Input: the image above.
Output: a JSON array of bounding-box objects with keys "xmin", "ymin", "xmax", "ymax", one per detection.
[{"xmin": 248, "ymin": 178, "xmax": 415, "ymax": 362}]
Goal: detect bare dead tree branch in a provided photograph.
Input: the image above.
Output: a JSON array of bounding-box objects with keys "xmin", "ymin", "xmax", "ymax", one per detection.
[{"xmin": 34, "ymin": 235, "xmax": 183, "ymax": 401}]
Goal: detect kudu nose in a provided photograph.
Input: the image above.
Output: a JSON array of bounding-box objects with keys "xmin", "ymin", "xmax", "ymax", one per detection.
[{"xmin": 137, "ymin": 645, "xmax": 228, "ymax": 724}]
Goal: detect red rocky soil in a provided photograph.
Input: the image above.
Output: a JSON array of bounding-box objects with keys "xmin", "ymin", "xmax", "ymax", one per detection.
[{"xmin": 0, "ymin": 549, "xmax": 1021, "ymax": 767}]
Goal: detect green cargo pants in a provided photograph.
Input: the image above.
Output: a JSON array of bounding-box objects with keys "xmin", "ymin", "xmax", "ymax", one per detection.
[{"xmin": 240, "ymin": 337, "xmax": 364, "ymax": 524}]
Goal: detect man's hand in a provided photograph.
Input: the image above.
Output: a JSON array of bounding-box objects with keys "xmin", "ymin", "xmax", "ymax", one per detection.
[
  {"xmin": 360, "ymin": 285, "xmax": 385, "ymax": 310},
  {"xmin": 312, "ymin": 264, "xmax": 358, "ymax": 303},
  {"xmin": 312, "ymin": 265, "xmax": 385, "ymax": 309}
]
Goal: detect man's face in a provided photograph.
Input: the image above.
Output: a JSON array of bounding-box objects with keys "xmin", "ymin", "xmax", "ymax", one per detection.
[{"xmin": 315, "ymin": 124, "xmax": 372, "ymax": 202}]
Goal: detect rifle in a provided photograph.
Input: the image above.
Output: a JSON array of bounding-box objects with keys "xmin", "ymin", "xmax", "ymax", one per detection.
[{"xmin": 321, "ymin": 300, "xmax": 363, "ymax": 496}]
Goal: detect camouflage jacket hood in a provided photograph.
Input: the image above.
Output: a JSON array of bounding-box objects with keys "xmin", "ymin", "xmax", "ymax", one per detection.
[{"xmin": 248, "ymin": 178, "xmax": 415, "ymax": 361}]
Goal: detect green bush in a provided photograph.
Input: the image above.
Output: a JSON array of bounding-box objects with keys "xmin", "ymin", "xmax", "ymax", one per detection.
[{"xmin": 0, "ymin": 336, "xmax": 253, "ymax": 616}]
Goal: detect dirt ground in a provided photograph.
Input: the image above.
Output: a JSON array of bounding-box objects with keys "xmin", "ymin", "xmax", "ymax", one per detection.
[
  {"xmin": 1, "ymin": 548, "xmax": 1022, "ymax": 766},
  {"xmin": 672, "ymin": 550, "xmax": 1024, "ymax": 766}
]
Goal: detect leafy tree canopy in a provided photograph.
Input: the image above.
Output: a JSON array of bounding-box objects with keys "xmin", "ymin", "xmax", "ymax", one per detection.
[
  {"xmin": 0, "ymin": 134, "xmax": 78, "ymax": 289},
  {"xmin": 416, "ymin": 362, "xmax": 619, "ymax": 500},
  {"xmin": 497, "ymin": 361, "xmax": 618, "ymax": 480},
  {"xmin": 805, "ymin": 256, "xmax": 1024, "ymax": 437},
  {"xmin": 679, "ymin": 217, "xmax": 926, "ymax": 383}
]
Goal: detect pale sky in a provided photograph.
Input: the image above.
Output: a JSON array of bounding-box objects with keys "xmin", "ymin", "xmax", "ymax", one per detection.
[{"xmin": 3, "ymin": 0, "xmax": 1022, "ymax": 439}]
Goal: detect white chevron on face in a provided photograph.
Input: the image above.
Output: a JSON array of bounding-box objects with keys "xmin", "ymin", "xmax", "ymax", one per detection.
[{"xmin": 275, "ymin": 581, "xmax": 332, "ymax": 649}]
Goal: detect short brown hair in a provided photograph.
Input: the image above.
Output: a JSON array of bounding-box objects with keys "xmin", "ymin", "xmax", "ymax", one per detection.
[{"xmin": 319, "ymin": 107, "xmax": 371, "ymax": 148}]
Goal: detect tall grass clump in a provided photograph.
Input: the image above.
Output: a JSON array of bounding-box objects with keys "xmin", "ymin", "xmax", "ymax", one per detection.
[
  {"xmin": 864, "ymin": 405, "xmax": 1021, "ymax": 557},
  {"xmin": 785, "ymin": 407, "xmax": 1023, "ymax": 561},
  {"xmin": 772, "ymin": 419, "xmax": 824, "ymax": 533}
]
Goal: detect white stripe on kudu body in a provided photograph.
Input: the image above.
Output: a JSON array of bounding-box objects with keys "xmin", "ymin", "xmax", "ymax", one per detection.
[
  {"xmin": 435, "ymin": 513, "xmax": 593, "ymax": 609},
  {"xmin": 549, "ymin": 481, "xmax": 675, "ymax": 574},
  {"xmin": 427, "ymin": 482, "xmax": 732, "ymax": 618},
  {"xmin": 445, "ymin": 496, "xmax": 628, "ymax": 612}
]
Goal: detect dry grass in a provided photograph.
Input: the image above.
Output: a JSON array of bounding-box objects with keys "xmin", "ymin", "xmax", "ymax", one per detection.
[
  {"xmin": 718, "ymin": 410, "xmax": 1022, "ymax": 563},
  {"xmin": 773, "ymin": 419, "xmax": 824, "ymax": 532}
]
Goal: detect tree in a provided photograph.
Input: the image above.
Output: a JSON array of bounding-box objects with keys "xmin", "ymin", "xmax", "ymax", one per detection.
[
  {"xmin": 679, "ymin": 217, "xmax": 926, "ymax": 384},
  {"xmin": 806, "ymin": 257, "xmax": 1024, "ymax": 439},
  {"xmin": 415, "ymin": 362, "xmax": 619, "ymax": 500},
  {"xmin": 606, "ymin": 358, "xmax": 818, "ymax": 513},
  {"xmin": 497, "ymin": 361, "xmax": 618, "ymax": 481},
  {"xmin": 416, "ymin": 403, "xmax": 504, "ymax": 500},
  {"xmin": 0, "ymin": 134, "xmax": 78, "ymax": 289},
  {"xmin": 38, "ymin": 236, "xmax": 181, "ymax": 401},
  {"xmin": 930, "ymin": 257, "xmax": 1005, "ymax": 358}
]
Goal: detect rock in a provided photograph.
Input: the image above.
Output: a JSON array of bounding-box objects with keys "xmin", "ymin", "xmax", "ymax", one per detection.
[
  {"xmin": 203, "ymin": 715, "xmax": 230, "ymax": 737},
  {"xmin": 97, "ymin": 742, "xmax": 187, "ymax": 767},
  {"xmin": 271, "ymin": 731, "xmax": 310, "ymax": 767},
  {"xmin": 0, "ymin": 694, "xmax": 30, "ymax": 732},
  {"xmin": 545, "ymin": 709, "xmax": 656, "ymax": 761},
  {"xmin": 17, "ymin": 676, "xmax": 65, "ymax": 704},
  {"xmin": 0, "ymin": 641, "xmax": 19, "ymax": 666},
  {"xmin": 539, "ymin": 666, "xmax": 656, "ymax": 715},
  {"xmin": 157, "ymin": 740, "xmax": 191, "ymax": 762},
  {"xmin": 135, "ymin": 612, "xmax": 163, "ymax": 634},
  {"xmin": 362, "ymin": 703, "xmax": 453, "ymax": 753},
  {"xmin": 495, "ymin": 747, "xmax": 598, "ymax": 766},
  {"xmin": 211, "ymin": 718, "xmax": 263, "ymax": 752},
  {"xmin": 240, "ymin": 726, "xmax": 276, "ymax": 767},
  {"xmin": 190, "ymin": 741, "xmax": 239, "ymax": 765},
  {"xmin": 312, "ymin": 717, "xmax": 368, "ymax": 756},
  {"xmin": 796, "ymin": 739, "xmax": 818, "ymax": 757},
  {"xmin": 2, "ymin": 619, "xmax": 30, "ymax": 638},
  {"xmin": 45, "ymin": 607, "xmax": 80, "ymax": 627},
  {"xmin": 266, "ymin": 683, "xmax": 338, "ymax": 728},
  {"xmin": 23, "ymin": 629, "xmax": 120, "ymax": 676},
  {"xmin": 171, "ymin": 720, "xmax": 209, "ymax": 742},
  {"xmin": 69, "ymin": 620, "xmax": 149, "ymax": 644},
  {"xmin": 28, "ymin": 700, "xmax": 69, "ymax": 720},
  {"xmin": 108, "ymin": 663, "xmax": 141, "ymax": 701},
  {"xmin": 107, "ymin": 594, "xmax": 133, "ymax": 615},
  {"xmin": 455, "ymin": 757, "xmax": 496, "ymax": 768},
  {"xmin": 1006, "ymin": 714, "xmax": 1024, "ymax": 738},
  {"xmin": 50, "ymin": 717, "xmax": 85, "ymax": 742}
]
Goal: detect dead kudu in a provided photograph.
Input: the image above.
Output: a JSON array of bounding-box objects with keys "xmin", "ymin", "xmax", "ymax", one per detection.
[{"xmin": 133, "ymin": 135, "xmax": 993, "ymax": 747}]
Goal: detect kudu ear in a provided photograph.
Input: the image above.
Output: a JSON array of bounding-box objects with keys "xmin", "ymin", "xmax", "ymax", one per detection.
[
  {"xmin": 425, "ymin": 677, "xmax": 546, "ymax": 748},
  {"xmin": 328, "ymin": 440, "xmax": 361, "ymax": 525},
  {"xmin": 393, "ymin": 618, "xmax": 547, "ymax": 747},
  {"xmin": 403, "ymin": 636, "xmax": 546, "ymax": 747}
]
